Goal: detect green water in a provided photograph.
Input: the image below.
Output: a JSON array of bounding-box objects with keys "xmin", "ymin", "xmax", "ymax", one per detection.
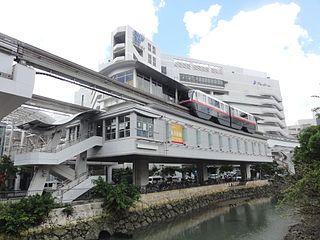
[{"xmin": 127, "ymin": 199, "xmax": 295, "ymax": 240}]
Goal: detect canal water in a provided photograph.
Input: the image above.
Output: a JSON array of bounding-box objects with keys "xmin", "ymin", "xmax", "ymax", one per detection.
[{"xmin": 113, "ymin": 198, "xmax": 296, "ymax": 240}]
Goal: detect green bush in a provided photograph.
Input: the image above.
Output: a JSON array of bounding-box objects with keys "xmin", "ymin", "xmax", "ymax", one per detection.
[
  {"xmin": 93, "ymin": 177, "xmax": 140, "ymax": 213},
  {"xmin": 62, "ymin": 204, "xmax": 74, "ymax": 217},
  {"xmin": 0, "ymin": 193, "xmax": 56, "ymax": 235},
  {"xmin": 282, "ymin": 126, "xmax": 320, "ymax": 209}
]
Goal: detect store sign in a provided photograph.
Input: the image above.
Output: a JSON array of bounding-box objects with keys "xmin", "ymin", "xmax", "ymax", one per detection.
[
  {"xmin": 253, "ymin": 80, "xmax": 271, "ymax": 87},
  {"xmin": 133, "ymin": 30, "xmax": 145, "ymax": 45},
  {"xmin": 171, "ymin": 123, "xmax": 184, "ymax": 144}
]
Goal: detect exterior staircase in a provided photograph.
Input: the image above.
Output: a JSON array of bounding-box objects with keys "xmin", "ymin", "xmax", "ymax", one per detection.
[
  {"xmin": 14, "ymin": 136, "xmax": 103, "ymax": 166},
  {"xmin": 54, "ymin": 174, "xmax": 105, "ymax": 203}
]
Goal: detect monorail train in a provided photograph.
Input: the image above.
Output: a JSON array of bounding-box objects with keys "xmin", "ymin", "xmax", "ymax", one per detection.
[{"xmin": 179, "ymin": 90, "xmax": 257, "ymax": 133}]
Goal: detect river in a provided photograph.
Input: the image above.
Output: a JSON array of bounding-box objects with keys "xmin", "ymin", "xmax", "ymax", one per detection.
[{"xmin": 112, "ymin": 198, "xmax": 296, "ymax": 240}]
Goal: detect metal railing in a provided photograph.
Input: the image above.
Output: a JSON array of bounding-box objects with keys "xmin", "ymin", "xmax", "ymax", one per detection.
[
  {"xmin": 14, "ymin": 134, "xmax": 97, "ymax": 154},
  {"xmin": 0, "ymin": 190, "xmax": 27, "ymax": 201}
]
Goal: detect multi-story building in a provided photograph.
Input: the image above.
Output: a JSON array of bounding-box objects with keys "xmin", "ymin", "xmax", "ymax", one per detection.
[
  {"xmin": 287, "ymin": 118, "xmax": 318, "ymax": 138},
  {"xmin": 78, "ymin": 25, "xmax": 288, "ymax": 138},
  {"xmin": 161, "ymin": 55, "xmax": 287, "ymax": 138}
]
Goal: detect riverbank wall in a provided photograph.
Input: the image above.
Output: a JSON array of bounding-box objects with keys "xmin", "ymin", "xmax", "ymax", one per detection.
[{"xmin": 1, "ymin": 180, "xmax": 277, "ymax": 240}]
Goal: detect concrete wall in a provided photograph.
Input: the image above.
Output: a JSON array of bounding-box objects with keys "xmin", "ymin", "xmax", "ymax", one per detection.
[{"xmin": 7, "ymin": 180, "xmax": 274, "ymax": 240}]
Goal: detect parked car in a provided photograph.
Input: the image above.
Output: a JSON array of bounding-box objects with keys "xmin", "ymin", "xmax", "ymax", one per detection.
[
  {"xmin": 208, "ymin": 174, "xmax": 220, "ymax": 180},
  {"xmin": 148, "ymin": 176, "xmax": 163, "ymax": 184}
]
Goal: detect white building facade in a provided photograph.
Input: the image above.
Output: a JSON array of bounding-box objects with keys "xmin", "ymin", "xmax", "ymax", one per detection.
[{"xmin": 85, "ymin": 25, "xmax": 288, "ymax": 138}]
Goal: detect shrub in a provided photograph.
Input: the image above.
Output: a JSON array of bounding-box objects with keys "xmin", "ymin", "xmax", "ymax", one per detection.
[
  {"xmin": 62, "ymin": 204, "xmax": 74, "ymax": 217},
  {"xmin": 93, "ymin": 177, "xmax": 140, "ymax": 213},
  {"xmin": 0, "ymin": 193, "xmax": 56, "ymax": 235}
]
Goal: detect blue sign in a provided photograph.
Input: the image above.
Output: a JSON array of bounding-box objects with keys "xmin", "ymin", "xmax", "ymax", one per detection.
[{"xmin": 133, "ymin": 30, "xmax": 145, "ymax": 45}]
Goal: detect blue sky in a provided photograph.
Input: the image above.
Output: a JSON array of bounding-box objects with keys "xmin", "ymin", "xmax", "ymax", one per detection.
[
  {"xmin": 155, "ymin": 0, "xmax": 320, "ymax": 56},
  {"xmin": 0, "ymin": 0, "xmax": 319, "ymax": 125}
]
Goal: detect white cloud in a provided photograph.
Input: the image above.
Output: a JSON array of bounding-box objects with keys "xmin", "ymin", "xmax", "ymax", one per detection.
[
  {"xmin": 184, "ymin": 2, "xmax": 320, "ymax": 125},
  {"xmin": 0, "ymin": 0, "xmax": 159, "ymax": 103},
  {"xmin": 183, "ymin": 4, "xmax": 221, "ymax": 39}
]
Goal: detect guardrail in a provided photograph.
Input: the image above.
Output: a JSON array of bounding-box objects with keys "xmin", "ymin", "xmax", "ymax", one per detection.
[{"xmin": 13, "ymin": 134, "xmax": 97, "ymax": 154}]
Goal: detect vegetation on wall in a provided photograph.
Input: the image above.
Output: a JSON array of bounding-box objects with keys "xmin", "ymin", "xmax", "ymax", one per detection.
[
  {"xmin": 282, "ymin": 125, "xmax": 320, "ymax": 210},
  {"xmin": 62, "ymin": 204, "xmax": 74, "ymax": 217},
  {"xmin": 93, "ymin": 177, "xmax": 140, "ymax": 213},
  {"xmin": 0, "ymin": 193, "xmax": 56, "ymax": 235}
]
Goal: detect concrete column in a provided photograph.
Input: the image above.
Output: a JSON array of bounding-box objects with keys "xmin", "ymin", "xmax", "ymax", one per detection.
[
  {"xmin": 7, "ymin": 123, "xmax": 14, "ymax": 154},
  {"xmin": 197, "ymin": 162, "xmax": 208, "ymax": 184},
  {"xmin": 102, "ymin": 119, "xmax": 106, "ymax": 140},
  {"xmin": 80, "ymin": 119, "xmax": 89, "ymax": 140},
  {"xmin": 133, "ymin": 159, "xmax": 149, "ymax": 187},
  {"xmin": 46, "ymin": 130, "xmax": 62, "ymax": 151},
  {"xmin": 14, "ymin": 172, "xmax": 21, "ymax": 191},
  {"xmin": 20, "ymin": 131, "xmax": 25, "ymax": 147},
  {"xmin": 130, "ymin": 112, "xmax": 137, "ymax": 137},
  {"xmin": 75, "ymin": 151, "xmax": 87, "ymax": 178},
  {"xmin": 66, "ymin": 128, "xmax": 70, "ymax": 141},
  {"xmin": 106, "ymin": 165, "xmax": 113, "ymax": 183},
  {"xmin": 240, "ymin": 163, "xmax": 251, "ymax": 181},
  {"xmin": 175, "ymin": 88, "xmax": 178, "ymax": 103}
]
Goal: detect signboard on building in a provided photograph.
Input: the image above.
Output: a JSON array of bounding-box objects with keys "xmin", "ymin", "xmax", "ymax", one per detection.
[
  {"xmin": 132, "ymin": 30, "xmax": 145, "ymax": 46},
  {"xmin": 171, "ymin": 123, "xmax": 184, "ymax": 144}
]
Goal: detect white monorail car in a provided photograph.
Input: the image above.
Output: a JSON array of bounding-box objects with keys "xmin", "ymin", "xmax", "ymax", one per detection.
[{"xmin": 179, "ymin": 90, "xmax": 257, "ymax": 133}]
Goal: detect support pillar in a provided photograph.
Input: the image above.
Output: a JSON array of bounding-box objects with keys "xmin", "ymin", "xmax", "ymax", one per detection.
[
  {"xmin": 14, "ymin": 172, "xmax": 21, "ymax": 191},
  {"xmin": 196, "ymin": 162, "xmax": 208, "ymax": 184},
  {"xmin": 106, "ymin": 165, "xmax": 113, "ymax": 184},
  {"xmin": 240, "ymin": 163, "xmax": 251, "ymax": 181},
  {"xmin": 75, "ymin": 151, "xmax": 87, "ymax": 178},
  {"xmin": 133, "ymin": 159, "xmax": 149, "ymax": 187}
]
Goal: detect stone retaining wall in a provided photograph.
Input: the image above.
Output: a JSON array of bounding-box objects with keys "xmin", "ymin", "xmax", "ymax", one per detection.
[{"xmin": 2, "ymin": 180, "xmax": 275, "ymax": 240}]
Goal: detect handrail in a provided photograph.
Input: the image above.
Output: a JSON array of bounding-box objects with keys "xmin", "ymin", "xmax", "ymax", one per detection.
[
  {"xmin": 14, "ymin": 134, "xmax": 99, "ymax": 154},
  {"xmin": 55, "ymin": 172, "xmax": 89, "ymax": 197}
]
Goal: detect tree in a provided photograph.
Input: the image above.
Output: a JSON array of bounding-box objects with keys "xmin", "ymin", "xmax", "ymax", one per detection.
[
  {"xmin": 0, "ymin": 155, "xmax": 18, "ymax": 191},
  {"xmin": 92, "ymin": 177, "xmax": 140, "ymax": 213},
  {"xmin": 282, "ymin": 126, "xmax": 320, "ymax": 209}
]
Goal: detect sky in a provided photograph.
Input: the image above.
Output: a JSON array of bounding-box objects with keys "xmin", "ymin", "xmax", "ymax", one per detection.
[{"xmin": 0, "ymin": 0, "xmax": 320, "ymax": 125}]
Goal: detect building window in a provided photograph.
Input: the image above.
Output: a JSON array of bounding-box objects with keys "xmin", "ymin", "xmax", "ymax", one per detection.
[
  {"xmin": 151, "ymin": 81, "xmax": 162, "ymax": 97},
  {"xmin": 118, "ymin": 114, "xmax": 130, "ymax": 138},
  {"xmin": 105, "ymin": 118, "xmax": 116, "ymax": 140},
  {"xmin": 161, "ymin": 66, "xmax": 167, "ymax": 75},
  {"xmin": 148, "ymin": 43, "xmax": 151, "ymax": 51},
  {"xmin": 148, "ymin": 54, "xmax": 152, "ymax": 64},
  {"xmin": 179, "ymin": 73, "xmax": 225, "ymax": 87},
  {"xmin": 152, "ymin": 56, "xmax": 156, "ymax": 67},
  {"xmin": 137, "ymin": 115, "xmax": 154, "ymax": 138},
  {"xmin": 219, "ymin": 135, "xmax": 223, "ymax": 150},
  {"xmin": 196, "ymin": 130, "xmax": 201, "ymax": 146},
  {"xmin": 111, "ymin": 70, "xmax": 134, "ymax": 86},
  {"xmin": 228, "ymin": 137, "xmax": 232, "ymax": 151},
  {"xmin": 152, "ymin": 46, "xmax": 156, "ymax": 54},
  {"xmin": 137, "ymin": 74, "xmax": 151, "ymax": 93},
  {"xmin": 208, "ymin": 133, "xmax": 213, "ymax": 147},
  {"xmin": 237, "ymin": 139, "xmax": 240, "ymax": 152}
]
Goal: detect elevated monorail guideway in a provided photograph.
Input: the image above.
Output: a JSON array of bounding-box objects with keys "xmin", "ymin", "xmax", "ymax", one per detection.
[
  {"xmin": 0, "ymin": 32, "xmax": 268, "ymax": 142},
  {"xmin": 0, "ymin": 32, "xmax": 185, "ymax": 111}
]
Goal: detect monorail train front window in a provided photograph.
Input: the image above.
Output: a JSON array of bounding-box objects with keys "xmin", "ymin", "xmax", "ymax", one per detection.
[{"xmin": 200, "ymin": 93, "xmax": 206, "ymax": 103}]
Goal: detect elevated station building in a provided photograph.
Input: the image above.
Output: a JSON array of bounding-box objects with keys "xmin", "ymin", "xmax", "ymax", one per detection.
[
  {"xmin": 0, "ymin": 27, "xmax": 294, "ymax": 203},
  {"xmin": 83, "ymin": 26, "xmax": 288, "ymax": 138}
]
